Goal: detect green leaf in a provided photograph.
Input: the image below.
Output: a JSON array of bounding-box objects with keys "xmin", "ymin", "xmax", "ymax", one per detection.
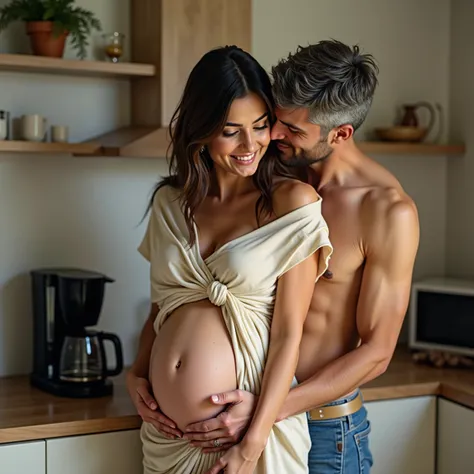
[{"xmin": 43, "ymin": 8, "xmax": 55, "ymax": 21}]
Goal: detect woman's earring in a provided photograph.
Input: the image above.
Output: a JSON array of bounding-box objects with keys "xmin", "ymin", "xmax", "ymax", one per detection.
[{"xmin": 199, "ymin": 146, "xmax": 206, "ymax": 157}]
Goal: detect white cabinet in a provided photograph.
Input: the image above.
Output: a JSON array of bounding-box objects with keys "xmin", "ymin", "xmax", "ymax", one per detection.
[
  {"xmin": 46, "ymin": 429, "xmax": 142, "ymax": 474},
  {"xmin": 0, "ymin": 440, "xmax": 46, "ymax": 474},
  {"xmin": 365, "ymin": 396, "xmax": 436, "ymax": 474},
  {"xmin": 437, "ymin": 398, "xmax": 474, "ymax": 474}
]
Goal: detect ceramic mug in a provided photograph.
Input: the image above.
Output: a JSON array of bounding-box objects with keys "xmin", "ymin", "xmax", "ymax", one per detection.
[
  {"xmin": 51, "ymin": 125, "xmax": 69, "ymax": 143},
  {"xmin": 21, "ymin": 114, "xmax": 47, "ymax": 142}
]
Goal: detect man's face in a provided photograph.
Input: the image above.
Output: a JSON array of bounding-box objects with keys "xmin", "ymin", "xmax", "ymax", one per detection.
[{"xmin": 271, "ymin": 107, "xmax": 333, "ymax": 167}]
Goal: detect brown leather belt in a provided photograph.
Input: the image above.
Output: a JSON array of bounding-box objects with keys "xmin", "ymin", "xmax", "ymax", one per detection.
[{"xmin": 308, "ymin": 392, "xmax": 363, "ymax": 421}]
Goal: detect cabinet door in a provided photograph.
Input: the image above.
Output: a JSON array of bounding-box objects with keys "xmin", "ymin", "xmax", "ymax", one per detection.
[
  {"xmin": 365, "ymin": 396, "xmax": 436, "ymax": 474},
  {"xmin": 437, "ymin": 398, "xmax": 474, "ymax": 474},
  {"xmin": 0, "ymin": 440, "xmax": 46, "ymax": 474},
  {"xmin": 46, "ymin": 429, "xmax": 142, "ymax": 474},
  {"xmin": 131, "ymin": 0, "xmax": 252, "ymax": 126},
  {"xmin": 160, "ymin": 0, "xmax": 251, "ymax": 125}
]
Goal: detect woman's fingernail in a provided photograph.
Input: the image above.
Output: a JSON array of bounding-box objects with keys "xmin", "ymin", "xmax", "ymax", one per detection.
[{"xmin": 211, "ymin": 395, "xmax": 219, "ymax": 402}]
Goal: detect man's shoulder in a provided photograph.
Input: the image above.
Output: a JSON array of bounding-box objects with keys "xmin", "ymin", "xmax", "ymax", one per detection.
[
  {"xmin": 361, "ymin": 185, "xmax": 419, "ymax": 254},
  {"xmin": 355, "ymin": 154, "xmax": 416, "ymax": 218},
  {"xmin": 362, "ymin": 185, "xmax": 417, "ymax": 221}
]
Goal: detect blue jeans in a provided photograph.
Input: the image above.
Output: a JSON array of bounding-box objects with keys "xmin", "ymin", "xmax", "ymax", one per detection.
[{"xmin": 307, "ymin": 390, "xmax": 373, "ymax": 474}]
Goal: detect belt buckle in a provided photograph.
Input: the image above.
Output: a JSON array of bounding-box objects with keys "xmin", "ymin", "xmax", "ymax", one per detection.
[
  {"xmin": 313, "ymin": 408, "xmax": 326, "ymax": 420},
  {"xmin": 309, "ymin": 406, "xmax": 327, "ymax": 421}
]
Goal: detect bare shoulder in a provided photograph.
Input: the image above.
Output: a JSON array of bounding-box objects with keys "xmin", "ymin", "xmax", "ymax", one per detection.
[
  {"xmin": 272, "ymin": 178, "xmax": 320, "ymax": 217},
  {"xmin": 364, "ymin": 181, "xmax": 414, "ymax": 207},
  {"xmin": 366, "ymin": 186, "xmax": 417, "ymax": 222},
  {"xmin": 362, "ymin": 186, "xmax": 419, "ymax": 254},
  {"xmin": 357, "ymin": 154, "xmax": 418, "ymax": 224}
]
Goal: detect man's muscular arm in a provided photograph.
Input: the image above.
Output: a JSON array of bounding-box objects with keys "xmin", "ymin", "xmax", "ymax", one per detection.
[{"xmin": 278, "ymin": 191, "xmax": 419, "ymax": 420}]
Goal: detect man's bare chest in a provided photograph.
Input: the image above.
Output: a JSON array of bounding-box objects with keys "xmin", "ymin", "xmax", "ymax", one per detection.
[{"xmin": 320, "ymin": 197, "xmax": 365, "ymax": 283}]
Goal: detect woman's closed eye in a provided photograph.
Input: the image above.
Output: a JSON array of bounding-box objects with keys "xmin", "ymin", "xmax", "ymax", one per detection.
[
  {"xmin": 254, "ymin": 123, "xmax": 269, "ymax": 131},
  {"xmin": 223, "ymin": 122, "xmax": 269, "ymax": 138}
]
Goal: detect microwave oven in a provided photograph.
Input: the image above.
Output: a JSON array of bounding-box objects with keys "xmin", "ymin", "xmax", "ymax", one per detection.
[{"xmin": 409, "ymin": 277, "xmax": 474, "ymax": 357}]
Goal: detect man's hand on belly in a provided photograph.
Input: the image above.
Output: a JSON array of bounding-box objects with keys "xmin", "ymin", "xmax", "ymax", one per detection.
[
  {"xmin": 183, "ymin": 389, "xmax": 257, "ymax": 452},
  {"xmin": 126, "ymin": 371, "xmax": 182, "ymax": 438}
]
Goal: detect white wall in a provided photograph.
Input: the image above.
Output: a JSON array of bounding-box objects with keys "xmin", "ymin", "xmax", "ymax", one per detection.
[
  {"xmin": 0, "ymin": 0, "xmax": 453, "ymax": 375},
  {"xmin": 0, "ymin": 0, "xmax": 168, "ymax": 376},
  {"xmin": 446, "ymin": 0, "xmax": 474, "ymax": 277}
]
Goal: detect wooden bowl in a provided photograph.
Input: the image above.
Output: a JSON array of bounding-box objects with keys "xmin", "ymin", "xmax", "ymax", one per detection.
[{"xmin": 374, "ymin": 126, "xmax": 427, "ymax": 143}]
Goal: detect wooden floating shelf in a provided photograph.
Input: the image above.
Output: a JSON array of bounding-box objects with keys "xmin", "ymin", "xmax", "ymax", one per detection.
[
  {"xmin": 75, "ymin": 126, "xmax": 170, "ymax": 158},
  {"xmin": 0, "ymin": 140, "xmax": 100, "ymax": 155},
  {"xmin": 359, "ymin": 141, "xmax": 465, "ymax": 156},
  {"xmin": 0, "ymin": 54, "xmax": 155, "ymax": 78},
  {"xmin": 0, "ymin": 135, "xmax": 466, "ymax": 159},
  {"xmin": 74, "ymin": 131, "xmax": 466, "ymax": 159}
]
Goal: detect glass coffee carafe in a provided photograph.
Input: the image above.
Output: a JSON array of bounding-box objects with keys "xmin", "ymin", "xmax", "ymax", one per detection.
[{"xmin": 59, "ymin": 330, "xmax": 123, "ymax": 383}]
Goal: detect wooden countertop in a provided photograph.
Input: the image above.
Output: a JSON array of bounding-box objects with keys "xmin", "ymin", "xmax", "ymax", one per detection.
[
  {"xmin": 0, "ymin": 372, "xmax": 139, "ymax": 444},
  {"xmin": 2, "ymin": 347, "xmax": 474, "ymax": 444}
]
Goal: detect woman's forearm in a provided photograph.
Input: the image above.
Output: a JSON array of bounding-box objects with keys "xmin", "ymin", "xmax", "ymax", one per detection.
[
  {"xmin": 239, "ymin": 243, "xmax": 320, "ymax": 457},
  {"xmin": 240, "ymin": 332, "xmax": 302, "ymax": 455}
]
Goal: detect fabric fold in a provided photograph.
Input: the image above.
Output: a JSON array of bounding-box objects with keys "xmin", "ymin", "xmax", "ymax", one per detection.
[{"xmin": 139, "ymin": 185, "xmax": 333, "ymax": 473}]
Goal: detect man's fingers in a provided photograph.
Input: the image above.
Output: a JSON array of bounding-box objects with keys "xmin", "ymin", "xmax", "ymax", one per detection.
[
  {"xmin": 160, "ymin": 424, "xmax": 183, "ymax": 438},
  {"xmin": 155, "ymin": 424, "xmax": 174, "ymax": 439},
  {"xmin": 210, "ymin": 389, "xmax": 244, "ymax": 406},
  {"xmin": 137, "ymin": 397, "xmax": 178, "ymax": 430},
  {"xmin": 154, "ymin": 411, "xmax": 179, "ymax": 430},
  {"xmin": 137, "ymin": 386, "xmax": 158, "ymax": 411},
  {"xmin": 140, "ymin": 406, "xmax": 182, "ymax": 437},
  {"xmin": 147, "ymin": 419, "xmax": 183, "ymax": 439}
]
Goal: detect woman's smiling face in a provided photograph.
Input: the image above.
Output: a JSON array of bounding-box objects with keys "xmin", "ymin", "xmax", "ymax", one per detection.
[{"xmin": 207, "ymin": 92, "xmax": 271, "ymax": 178}]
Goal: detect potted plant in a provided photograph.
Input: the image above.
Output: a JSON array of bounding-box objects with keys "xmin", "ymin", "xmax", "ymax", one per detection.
[{"xmin": 0, "ymin": 0, "xmax": 102, "ymax": 59}]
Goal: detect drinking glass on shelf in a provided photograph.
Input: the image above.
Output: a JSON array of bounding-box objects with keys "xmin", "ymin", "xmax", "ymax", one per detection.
[{"xmin": 103, "ymin": 32, "xmax": 125, "ymax": 63}]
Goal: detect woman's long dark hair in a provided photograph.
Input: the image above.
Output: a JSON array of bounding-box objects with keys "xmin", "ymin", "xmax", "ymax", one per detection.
[{"xmin": 147, "ymin": 45, "xmax": 290, "ymax": 245}]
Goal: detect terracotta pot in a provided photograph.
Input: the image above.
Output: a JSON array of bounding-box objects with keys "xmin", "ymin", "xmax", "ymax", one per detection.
[{"xmin": 26, "ymin": 21, "xmax": 68, "ymax": 58}]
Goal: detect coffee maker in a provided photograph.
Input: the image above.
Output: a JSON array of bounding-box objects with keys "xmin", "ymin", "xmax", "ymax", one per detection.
[{"xmin": 30, "ymin": 268, "xmax": 123, "ymax": 398}]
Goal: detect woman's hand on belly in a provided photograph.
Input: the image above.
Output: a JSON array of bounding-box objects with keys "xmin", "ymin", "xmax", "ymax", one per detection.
[
  {"xmin": 126, "ymin": 371, "xmax": 183, "ymax": 438},
  {"xmin": 183, "ymin": 389, "xmax": 258, "ymax": 452}
]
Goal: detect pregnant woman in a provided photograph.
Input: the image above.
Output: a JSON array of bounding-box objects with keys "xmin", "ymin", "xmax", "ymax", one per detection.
[{"xmin": 128, "ymin": 46, "xmax": 333, "ymax": 473}]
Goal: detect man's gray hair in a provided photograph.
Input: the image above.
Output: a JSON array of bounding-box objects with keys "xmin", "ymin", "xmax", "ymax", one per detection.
[{"xmin": 271, "ymin": 40, "xmax": 379, "ymax": 133}]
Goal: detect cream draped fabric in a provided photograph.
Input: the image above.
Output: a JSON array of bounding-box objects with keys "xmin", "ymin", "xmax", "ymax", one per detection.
[{"xmin": 138, "ymin": 185, "xmax": 333, "ymax": 474}]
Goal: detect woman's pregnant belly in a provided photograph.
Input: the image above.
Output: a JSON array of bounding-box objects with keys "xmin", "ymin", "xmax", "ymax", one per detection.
[{"xmin": 149, "ymin": 300, "xmax": 237, "ymax": 432}]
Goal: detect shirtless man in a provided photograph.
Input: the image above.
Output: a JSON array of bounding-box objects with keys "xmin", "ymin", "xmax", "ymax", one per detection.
[{"xmin": 181, "ymin": 40, "xmax": 420, "ymax": 473}]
